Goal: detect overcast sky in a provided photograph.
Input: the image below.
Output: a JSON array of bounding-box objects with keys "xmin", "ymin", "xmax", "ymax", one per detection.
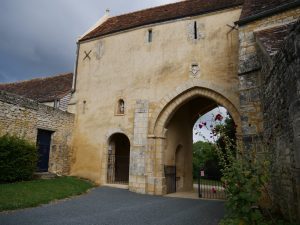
[
  {"xmin": 0, "ymin": 0, "xmax": 178, "ymax": 83},
  {"xmin": 193, "ymin": 107, "xmax": 228, "ymax": 143}
]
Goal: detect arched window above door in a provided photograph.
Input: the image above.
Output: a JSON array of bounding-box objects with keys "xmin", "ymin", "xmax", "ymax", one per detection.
[{"xmin": 116, "ymin": 99, "xmax": 125, "ymax": 115}]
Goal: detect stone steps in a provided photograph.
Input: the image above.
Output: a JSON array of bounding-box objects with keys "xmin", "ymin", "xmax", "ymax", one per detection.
[{"xmin": 34, "ymin": 172, "xmax": 57, "ymax": 179}]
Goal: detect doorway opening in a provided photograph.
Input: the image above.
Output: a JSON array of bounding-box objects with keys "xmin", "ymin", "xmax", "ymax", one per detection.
[
  {"xmin": 36, "ymin": 129, "xmax": 53, "ymax": 172},
  {"xmin": 107, "ymin": 133, "xmax": 130, "ymax": 184},
  {"xmin": 163, "ymin": 96, "xmax": 236, "ymax": 199}
]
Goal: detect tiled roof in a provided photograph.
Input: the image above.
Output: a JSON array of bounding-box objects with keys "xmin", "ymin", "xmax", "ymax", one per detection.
[
  {"xmin": 240, "ymin": 0, "xmax": 299, "ymax": 20},
  {"xmin": 0, "ymin": 73, "xmax": 73, "ymax": 102},
  {"xmin": 255, "ymin": 22, "xmax": 296, "ymax": 57},
  {"xmin": 80, "ymin": 0, "xmax": 244, "ymax": 41}
]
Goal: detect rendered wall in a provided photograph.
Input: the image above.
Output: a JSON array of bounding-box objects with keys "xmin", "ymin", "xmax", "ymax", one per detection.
[{"xmin": 70, "ymin": 7, "xmax": 242, "ymax": 193}]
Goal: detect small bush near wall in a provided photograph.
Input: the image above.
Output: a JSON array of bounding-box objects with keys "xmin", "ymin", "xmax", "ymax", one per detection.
[{"xmin": 0, "ymin": 135, "xmax": 38, "ymax": 182}]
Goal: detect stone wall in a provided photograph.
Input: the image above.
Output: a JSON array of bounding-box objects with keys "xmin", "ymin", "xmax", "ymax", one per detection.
[
  {"xmin": 238, "ymin": 8, "xmax": 300, "ymax": 147},
  {"xmin": 237, "ymin": 6, "xmax": 300, "ymax": 222},
  {"xmin": 0, "ymin": 91, "xmax": 74, "ymax": 175},
  {"xmin": 258, "ymin": 23, "xmax": 300, "ymax": 222}
]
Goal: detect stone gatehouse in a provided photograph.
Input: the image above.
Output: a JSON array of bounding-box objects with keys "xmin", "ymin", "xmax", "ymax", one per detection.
[
  {"xmin": 0, "ymin": 0, "xmax": 299, "ymax": 222},
  {"xmin": 68, "ymin": 0, "xmax": 300, "ymax": 221},
  {"xmin": 70, "ymin": 0, "xmax": 243, "ymax": 193}
]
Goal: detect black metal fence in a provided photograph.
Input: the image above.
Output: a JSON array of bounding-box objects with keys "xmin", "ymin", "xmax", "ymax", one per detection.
[
  {"xmin": 107, "ymin": 154, "xmax": 129, "ymax": 184},
  {"xmin": 197, "ymin": 169, "xmax": 226, "ymax": 200}
]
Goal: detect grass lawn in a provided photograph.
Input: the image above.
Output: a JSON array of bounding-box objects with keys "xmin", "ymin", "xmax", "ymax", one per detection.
[{"xmin": 0, "ymin": 176, "xmax": 94, "ymax": 211}]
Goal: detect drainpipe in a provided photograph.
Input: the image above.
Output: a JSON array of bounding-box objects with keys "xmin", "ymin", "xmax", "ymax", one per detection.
[
  {"xmin": 72, "ymin": 40, "xmax": 80, "ymax": 93},
  {"xmin": 72, "ymin": 9, "xmax": 111, "ymax": 92}
]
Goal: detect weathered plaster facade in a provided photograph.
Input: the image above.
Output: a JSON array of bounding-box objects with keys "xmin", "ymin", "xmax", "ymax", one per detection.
[
  {"xmin": 0, "ymin": 91, "xmax": 74, "ymax": 174},
  {"xmin": 0, "ymin": 0, "xmax": 298, "ymax": 222},
  {"xmin": 70, "ymin": 6, "xmax": 242, "ymax": 194},
  {"xmin": 69, "ymin": 1, "xmax": 300, "ymax": 221}
]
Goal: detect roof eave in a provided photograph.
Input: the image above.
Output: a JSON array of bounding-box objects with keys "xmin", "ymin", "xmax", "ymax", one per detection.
[
  {"xmin": 79, "ymin": 3, "xmax": 243, "ymax": 43},
  {"xmin": 235, "ymin": 1, "xmax": 300, "ymax": 26}
]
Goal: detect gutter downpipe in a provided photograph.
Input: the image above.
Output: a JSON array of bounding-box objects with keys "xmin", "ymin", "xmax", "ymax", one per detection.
[
  {"xmin": 72, "ymin": 10, "xmax": 110, "ymax": 92},
  {"xmin": 72, "ymin": 41, "xmax": 80, "ymax": 93}
]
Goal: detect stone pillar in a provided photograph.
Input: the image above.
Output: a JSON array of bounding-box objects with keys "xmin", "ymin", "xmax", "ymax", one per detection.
[
  {"xmin": 145, "ymin": 135, "xmax": 166, "ymax": 195},
  {"xmin": 154, "ymin": 137, "xmax": 166, "ymax": 195},
  {"xmin": 129, "ymin": 100, "xmax": 149, "ymax": 194},
  {"xmin": 145, "ymin": 136, "xmax": 156, "ymax": 195}
]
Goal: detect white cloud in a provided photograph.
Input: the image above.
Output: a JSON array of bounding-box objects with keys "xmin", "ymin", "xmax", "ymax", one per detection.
[{"xmin": 193, "ymin": 107, "xmax": 229, "ymax": 143}]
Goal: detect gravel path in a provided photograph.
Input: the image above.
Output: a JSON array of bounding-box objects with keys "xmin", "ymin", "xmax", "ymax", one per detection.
[{"xmin": 0, "ymin": 187, "xmax": 224, "ymax": 225}]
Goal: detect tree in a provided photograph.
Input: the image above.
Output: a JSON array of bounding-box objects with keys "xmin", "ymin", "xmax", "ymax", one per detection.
[{"xmin": 192, "ymin": 141, "xmax": 221, "ymax": 180}]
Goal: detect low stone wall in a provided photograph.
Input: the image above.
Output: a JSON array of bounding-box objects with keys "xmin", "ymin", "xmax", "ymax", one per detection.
[
  {"xmin": 258, "ymin": 22, "xmax": 300, "ymax": 222},
  {"xmin": 0, "ymin": 91, "xmax": 74, "ymax": 175}
]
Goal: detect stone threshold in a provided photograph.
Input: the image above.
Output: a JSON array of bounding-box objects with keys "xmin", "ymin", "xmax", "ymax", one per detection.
[
  {"xmin": 103, "ymin": 183, "xmax": 129, "ymax": 189},
  {"xmin": 165, "ymin": 192, "xmax": 226, "ymax": 201}
]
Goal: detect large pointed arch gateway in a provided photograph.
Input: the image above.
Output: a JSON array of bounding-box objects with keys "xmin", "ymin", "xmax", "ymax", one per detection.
[{"xmin": 146, "ymin": 86, "xmax": 241, "ymax": 195}]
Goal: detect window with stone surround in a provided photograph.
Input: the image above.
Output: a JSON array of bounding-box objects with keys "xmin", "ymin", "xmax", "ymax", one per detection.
[
  {"xmin": 194, "ymin": 21, "xmax": 198, "ymax": 39},
  {"xmin": 187, "ymin": 20, "xmax": 205, "ymax": 41}
]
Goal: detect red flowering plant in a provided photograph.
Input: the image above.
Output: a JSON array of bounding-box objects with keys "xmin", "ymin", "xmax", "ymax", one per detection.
[
  {"xmin": 194, "ymin": 110, "xmax": 227, "ymax": 143},
  {"xmin": 195, "ymin": 108, "xmax": 288, "ymax": 225}
]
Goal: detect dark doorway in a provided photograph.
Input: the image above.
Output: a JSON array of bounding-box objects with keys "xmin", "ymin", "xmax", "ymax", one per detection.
[
  {"xmin": 36, "ymin": 129, "xmax": 53, "ymax": 172},
  {"xmin": 107, "ymin": 133, "xmax": 130, "ymax": 184}
]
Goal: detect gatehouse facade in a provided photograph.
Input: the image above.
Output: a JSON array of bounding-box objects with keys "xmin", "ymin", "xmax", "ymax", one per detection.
[{"xmin": 70, "ymin": 1, "xmax": 243, "ymax": 194}]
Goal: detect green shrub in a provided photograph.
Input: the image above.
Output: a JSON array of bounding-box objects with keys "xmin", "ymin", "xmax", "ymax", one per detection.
[{"xmin": 0, "ymin": 134, "xmax": 38, "ymax": 182}]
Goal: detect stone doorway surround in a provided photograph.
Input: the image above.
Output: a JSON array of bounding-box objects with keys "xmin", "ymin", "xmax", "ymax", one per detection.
[{"xmin": 104, "ymin": 132, "xmax": 131, "ymax": 185}]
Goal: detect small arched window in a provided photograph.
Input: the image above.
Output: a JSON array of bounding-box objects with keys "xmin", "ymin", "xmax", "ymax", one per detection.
[{"xmin": 117, "ymin": 99, "xmax": 125, "ymax": 115}]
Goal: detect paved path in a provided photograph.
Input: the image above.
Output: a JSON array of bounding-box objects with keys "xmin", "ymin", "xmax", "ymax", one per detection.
[{"xmin": 0, "ymin": 187, "xmax": 224, "ymax": 225}]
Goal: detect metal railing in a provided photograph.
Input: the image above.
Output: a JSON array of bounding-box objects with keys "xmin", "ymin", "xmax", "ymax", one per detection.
[{"xmin": 197, "ymin": 169, "xmax": 226, "ymax": 200}]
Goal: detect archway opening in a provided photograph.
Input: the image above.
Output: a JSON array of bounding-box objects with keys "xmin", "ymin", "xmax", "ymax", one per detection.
[
  {"xmin": 163, "ymin": 96, "xmax": 236, "ymax": 198},
  {"xmin": 107, "ymin": 133, "xmax": 130, "ymax": 184}
]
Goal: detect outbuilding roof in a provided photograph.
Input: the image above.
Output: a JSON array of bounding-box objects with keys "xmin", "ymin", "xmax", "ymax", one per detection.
[
  {"xmin": 0, "ymin": 73, "xmax": 73, "ymax": 103},
  {"xmin": 80, "ymin": 0, "xmax": 244, "ymax": 41},
  {"xmin": 255, "ymin": 22, "xmax": 297, "ymax": 57},
  {"xmin": 238, "ymin": 0, "xmax": 299, "ymax": 24}
]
